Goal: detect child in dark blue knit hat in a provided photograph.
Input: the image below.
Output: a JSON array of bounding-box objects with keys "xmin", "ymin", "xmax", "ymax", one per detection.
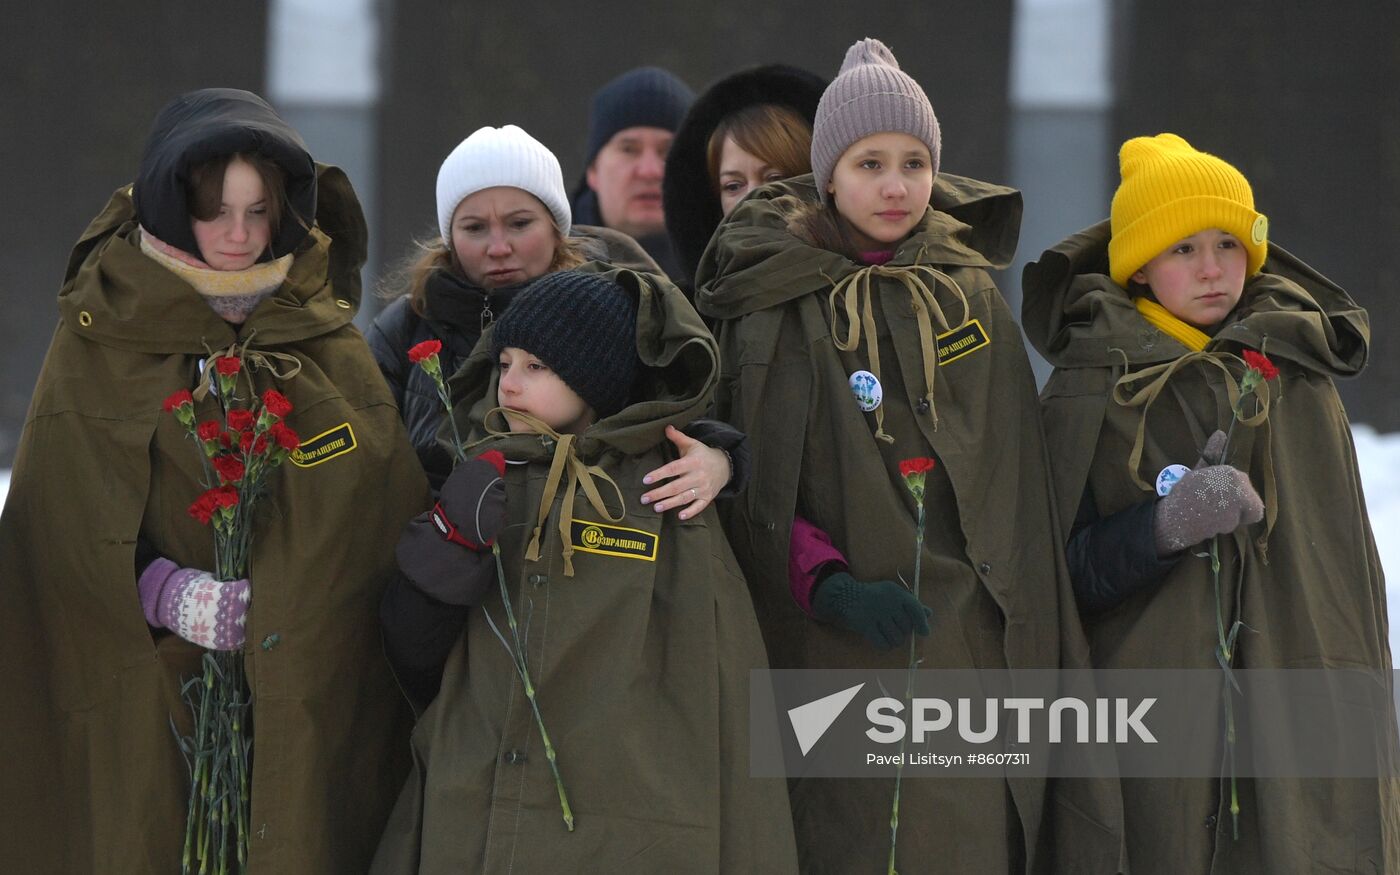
[
  {"xmin": 489, "ymin": 269, "xmax": 638, "ymax": 435},
  {"xmin": 373, "ymin": 264, "xmax": 800, "ymax": 871}
]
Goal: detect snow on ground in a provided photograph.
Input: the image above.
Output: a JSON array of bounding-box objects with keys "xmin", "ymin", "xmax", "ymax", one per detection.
[
  {"xmin": 1352, "ymin": 426, "xmax": 1400, "ymax": 658},
  {"xmin": 1, "ymin": 426, "xmax": 1398, "ymax": 647}
]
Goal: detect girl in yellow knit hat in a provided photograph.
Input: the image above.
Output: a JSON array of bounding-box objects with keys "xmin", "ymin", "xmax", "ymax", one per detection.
[{"xmin": 1023, "ymin": 133, "xmax": 1399, "ymax": 874}]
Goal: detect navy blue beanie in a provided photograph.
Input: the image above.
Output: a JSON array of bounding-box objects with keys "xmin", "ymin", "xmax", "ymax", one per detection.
[
  {"xmin": 491, "ymin": 271, "xmax": 638, "ymax": 419},
  {"xmin": 582, "ymin": 67, "xmax": 695, "ymax": 168}
]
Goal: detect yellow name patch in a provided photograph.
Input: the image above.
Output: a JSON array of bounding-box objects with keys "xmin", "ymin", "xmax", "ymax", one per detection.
[
  {"xmin": 569, "ymin": 519, "xmax": 659, "ymax": 561},
  {"xmin": 936, "ymin": 318, "xmax": 991, "ymax": 365},
  {"xmin": 289, "ymin": 422, "xmax": 357, "ymax": 468}
]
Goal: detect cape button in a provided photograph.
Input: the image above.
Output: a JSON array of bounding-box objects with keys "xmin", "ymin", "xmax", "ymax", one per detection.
[
  {"xmin": 916, "ymin": 398, "xmax": 930, "ymax": 415},
  {"xmin": 528, "ymin": 573, "xmax": 548, "ymax": 588},
  {"xmin": 978, "ymin": 562, "xmax": 992, "ymax": 575},
  {"xmin": 504, "ymin": 750, "xmax": 528, "ymax": 765},
  {"xmin": 1204, "ymin": 813, "xmax": 1218, "ymax": 829}
]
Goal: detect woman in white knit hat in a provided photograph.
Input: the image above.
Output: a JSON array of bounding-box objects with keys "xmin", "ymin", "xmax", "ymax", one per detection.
[
  {"xmin": 369, "ymin": 124, "xmax": 744, "ymax": 510},
  {"xmin": 694, "ymin": 37, "xmax": 1121, "ymax": 873}
]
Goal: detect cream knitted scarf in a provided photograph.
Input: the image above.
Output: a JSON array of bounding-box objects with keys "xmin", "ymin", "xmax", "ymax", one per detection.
[{"xmin": 139, "ymin": 227, "xmax": 293, "ymax": 323}]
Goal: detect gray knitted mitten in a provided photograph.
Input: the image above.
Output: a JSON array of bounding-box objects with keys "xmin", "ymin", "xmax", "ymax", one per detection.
[{"xmin": 1153, "ymin": 430, "xmax": 1264, "ymax": 555}]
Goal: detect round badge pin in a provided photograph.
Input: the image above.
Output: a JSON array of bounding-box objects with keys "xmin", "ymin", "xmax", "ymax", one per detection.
[
  {"xmin": 848, "ymin": 370, "xmax": 883, "ymax": 412},
  {"xmin": 1156, "ymin": 464, "xmax": 1191, "ymax": 496}
]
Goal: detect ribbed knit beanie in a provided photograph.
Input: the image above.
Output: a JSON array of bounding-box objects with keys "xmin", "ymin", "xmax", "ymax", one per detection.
[
  {"xmin": 491, "ymin": 271, "xmax": 638, "ymax": 419},
  {"xmin": 582, "ymin": 67, "xmax": 695, "ymax": 167},
  {"xmin": 436, "ymin": 125, "xmax": 571, "ymax": 242},
  {"xmin": 811, "ymin": 38, "xmax": 940, "ymax": 204},
  {"xmin": 1109, "ymin": 133, "xmax": 1268, "ymax": 286}
]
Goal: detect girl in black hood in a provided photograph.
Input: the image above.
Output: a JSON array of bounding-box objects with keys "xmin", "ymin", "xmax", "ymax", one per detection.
[
  {"xmin": 0, "ymin": 87, "xmax": 430, "ymax": 873},
  {"xmin": 134, "ymin": 87, "xmax": 318, "ymax": 323}
]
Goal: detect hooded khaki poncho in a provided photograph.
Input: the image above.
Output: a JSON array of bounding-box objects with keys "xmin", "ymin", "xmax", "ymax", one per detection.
[
  {"xmin": 1023, "ymin": 220, "xmax": 1400, "ymax": 874},
  {"xmin": 694, "ymin": 175, "xmax": 1124, "ymax": 874},
  {"xmin": 370, "ymin": 266, "xmax": 799, "ymax": 874},
  {"xmin": 0, "ymin": 98, "xmax": 428, "ymax": 872}
]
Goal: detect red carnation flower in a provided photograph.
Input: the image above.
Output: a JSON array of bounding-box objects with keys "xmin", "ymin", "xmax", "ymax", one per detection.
[
  {"xmin": 239, "ymin": 430, "xmax": 255, "ymax": 454},
  {"xmin": 212, "ymin": 484, "xmax": 240, "ymax": 509},
  {"xmin": 212, "ymin": 454, "xmax": 246, "ymax": 485},
  {"xmin": 899, "ymin": 457, "xmax": 936, "ymax": 478},
  {"xmin": 1241, "ymin": 350, "xmax": 1279, "ymax": 381},
  {"xmin": 213, "ymin": 356, "xmax": 242, "ymax": 376},
  {"xmin": 253, "ymin": 435, "xmax": 269, "ymax": 456},
  {"xmin": 226, "ymin": 409, "xmax": 255, "ymax": 431},
  {"xmin": 162, "ymin": 389, "xmax": 194, "ymax": 413},
  {"xmin": 187, "ymin": 492, "xmax": 218, "ymax": 525},
  {"xmin": 196, "ymin": 420, "xmax": 223, "ymax": 442},
  {"xmin": 408, "ymin": 339, "xmax": 443, "ymax": 364},
  {"xmin": 270, "ymin": 422, "xmax": 300, "ymax": 451},
  {"xmin": 261, "ymin": 389, "xmax": 294, "ymax": 418}
]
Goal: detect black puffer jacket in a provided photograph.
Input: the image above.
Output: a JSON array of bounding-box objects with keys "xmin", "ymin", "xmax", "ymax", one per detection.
[
  {"xmin": 368, "ymin": 272, "xmax": 506, "ymax": 479},
  {"xmin": 369, "ymin": 237, "xmax": 749, "ymax": 491}
]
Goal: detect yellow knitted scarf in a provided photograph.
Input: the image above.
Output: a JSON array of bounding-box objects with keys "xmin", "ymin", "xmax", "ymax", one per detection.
[{"xmin": 1134, "ymin": 297, "xmax": 1210, "ymax": 352}]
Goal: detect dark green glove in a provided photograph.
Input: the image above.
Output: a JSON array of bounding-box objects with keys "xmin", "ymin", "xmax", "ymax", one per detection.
[{"xmin": 812, "ymin": 571, "xmax": 932, "ymax": 650}]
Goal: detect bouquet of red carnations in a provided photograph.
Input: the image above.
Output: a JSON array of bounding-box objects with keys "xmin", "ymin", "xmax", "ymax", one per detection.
[{"xmin": 162, "ymin": 349, "xmax": 300, "ymax": 874}]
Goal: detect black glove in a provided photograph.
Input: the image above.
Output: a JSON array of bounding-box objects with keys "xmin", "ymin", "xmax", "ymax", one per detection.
[
  {"xmin": 812, "ymin": 571, "xmax": 932, "ymax": 650},
  {"xmin": 396, "ymin": 450, "xmax": 506, "ymax": 606}
]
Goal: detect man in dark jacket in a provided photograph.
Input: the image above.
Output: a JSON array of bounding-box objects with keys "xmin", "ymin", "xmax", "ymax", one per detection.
[{"xmin": 569, "ymin": 66, "xmax": 693, "ymax": 279}]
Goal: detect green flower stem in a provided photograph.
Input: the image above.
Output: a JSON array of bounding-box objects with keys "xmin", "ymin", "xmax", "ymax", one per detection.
[
  {"xmin": 488, "ymin": 545, "xmax": 574, "ymax": 831},
  {"xmin": 1212, "ymin": 403, "xmax": 1246, "ymax": 843},
  {"xmin": 431, "ymin": 369, "xmax": 468, "ymax": 464},
  {"xmin": 888, "ymin": 502, "xmax": 926, "ymax": 875}
]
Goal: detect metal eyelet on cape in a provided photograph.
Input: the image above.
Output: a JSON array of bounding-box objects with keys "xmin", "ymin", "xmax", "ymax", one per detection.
[{"xmin": 827, "ymin": 262, "xmax": 971, "ymax": 441}]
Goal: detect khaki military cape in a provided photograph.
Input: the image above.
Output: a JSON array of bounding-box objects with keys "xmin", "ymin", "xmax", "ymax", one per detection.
[
  {"xmin": 1023, "ymin": 220, "xmax": 1400, "ymax": 874},
  {"xmin": 0, "ymin": 167, "xmax": 429, "ymax": 873},
  {"xmin": 693, "ymin": 175, "xmax": 1124, "ymax": 874},
  {"xmin": 370, "ymin": 266, "xmax": 799, "ymax": 874}
]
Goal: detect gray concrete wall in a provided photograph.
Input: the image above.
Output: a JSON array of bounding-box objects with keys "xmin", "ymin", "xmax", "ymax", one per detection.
[
  {"xmin": 1114, "ymin": 1, "xmax": 1400, "ymax": 429},
  {"xmin": 374, "ymin": 2, "xmax": 1015, "ymax": 294},
  {"xmin": 0, "ymin": 3, "xmax": 267, "ymax": 466}
]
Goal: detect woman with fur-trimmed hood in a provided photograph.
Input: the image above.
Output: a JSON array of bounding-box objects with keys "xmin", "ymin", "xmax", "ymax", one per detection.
[{"xmin": 662, "ymin": 63, "xmax": 825, "ymax": 295}]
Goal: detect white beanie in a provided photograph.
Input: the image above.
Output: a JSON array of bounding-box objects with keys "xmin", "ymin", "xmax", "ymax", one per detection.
[{"xmin": 435, "ymin": 125, "xmax": 572, "ymax": 241}]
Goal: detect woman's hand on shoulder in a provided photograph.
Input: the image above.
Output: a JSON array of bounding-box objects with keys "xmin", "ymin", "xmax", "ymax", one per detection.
[{"xmin": 640, "ymin": 424, "xmax": 731, "ymax": 520}]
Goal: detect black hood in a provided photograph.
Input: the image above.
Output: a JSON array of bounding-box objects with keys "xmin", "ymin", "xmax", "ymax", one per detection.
[
  {"xmin": 661, "ymin": 64, "xmax": 826, "ymax": 290},
  {"xmin": 132, "ymin": 88, "xmax": 317, "ymax": 261}
]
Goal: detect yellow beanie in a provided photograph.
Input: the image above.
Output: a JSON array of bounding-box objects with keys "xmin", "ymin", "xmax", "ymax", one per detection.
[{"xmin": 1108, "ymin": 133, "xmax": 1268, "ymax": 287}]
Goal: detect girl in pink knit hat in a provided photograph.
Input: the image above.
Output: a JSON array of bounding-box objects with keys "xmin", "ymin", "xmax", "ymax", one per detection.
[{"xmin": 694, "ymin": 37, "xmax": 1120, "ymax": 874}]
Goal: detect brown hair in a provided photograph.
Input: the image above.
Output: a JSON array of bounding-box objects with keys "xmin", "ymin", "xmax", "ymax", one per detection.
[
  {"xmin": 186, "ymin": 152, "xmax": 288, "ymax": 242},
  {"xmin": 705, "ymin": 104, "xmax": 813, "ymax": 198},
  {"xmin": 382, "ymin": 227, "xmax": 589, "ymax": 316}
]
